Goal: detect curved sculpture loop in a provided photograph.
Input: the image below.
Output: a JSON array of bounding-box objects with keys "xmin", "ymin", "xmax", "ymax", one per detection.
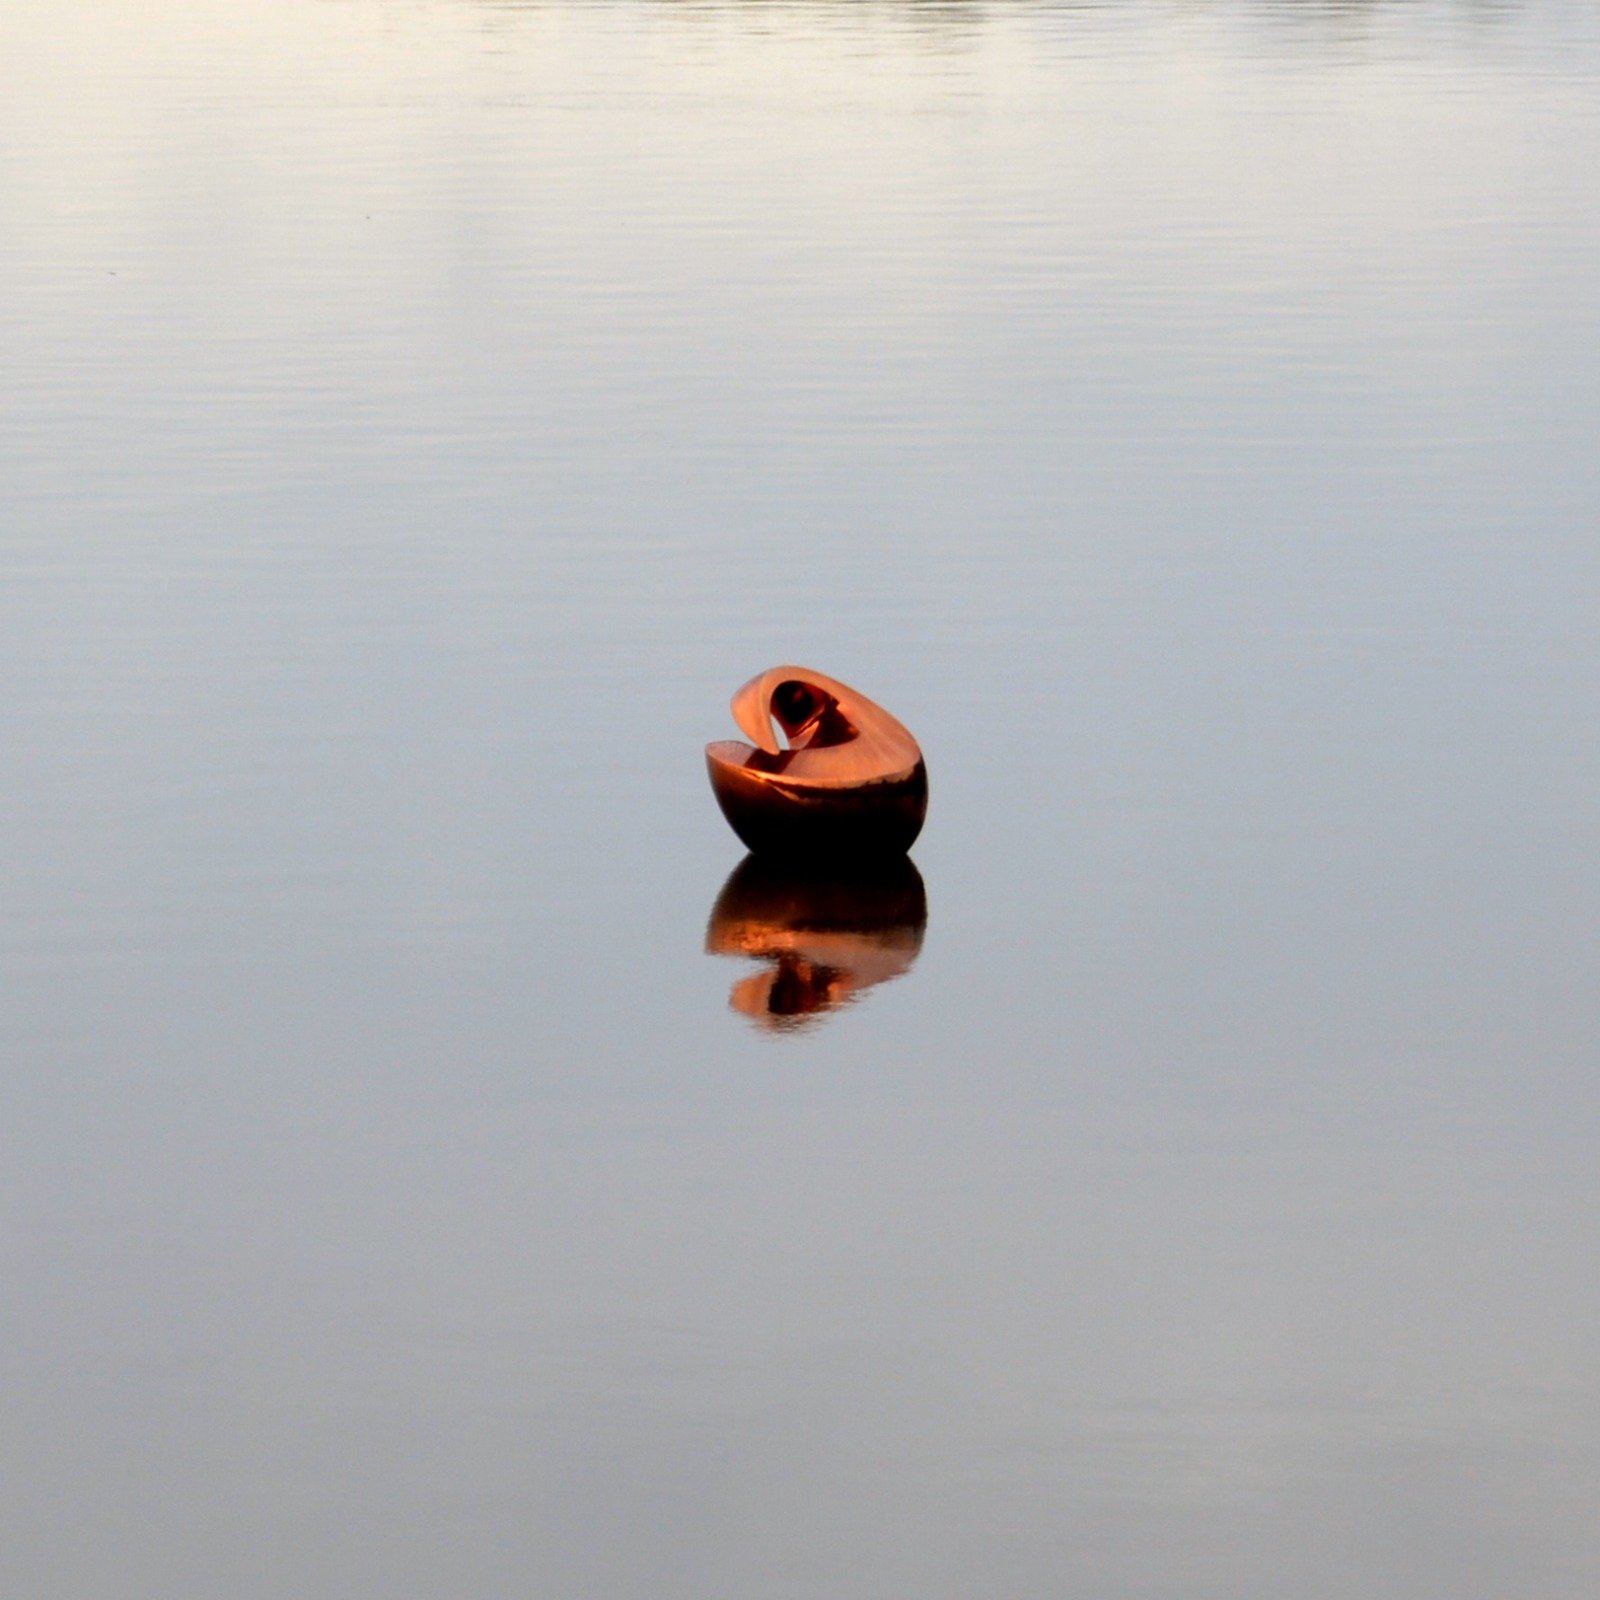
[
  {"xmin": 705, "ymin": 855, "xmax": 928, "ymax": 1031},
  {"xmin": 705, "ymin": 666, "xmax": 928, "ymax": 858}
]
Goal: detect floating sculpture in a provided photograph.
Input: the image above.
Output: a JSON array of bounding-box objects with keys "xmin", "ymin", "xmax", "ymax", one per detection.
[
  {"xmin": 705, "ymin": 666, "xmax": 928, "ymax": 858},
  {"xmin": 706, "ymin": 855, "xmax": 928, "ymax": 1030}
]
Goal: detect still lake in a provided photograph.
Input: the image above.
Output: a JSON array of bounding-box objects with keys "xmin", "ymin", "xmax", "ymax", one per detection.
[{"xmin": 3, "ymin": 2, "xmax": 1598, "ymax": 1595}]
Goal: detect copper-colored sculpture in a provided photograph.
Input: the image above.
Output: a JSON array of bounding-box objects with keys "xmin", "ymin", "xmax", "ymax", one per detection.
[
  {"xmin": 705, "ymin": 666, "xmax": 927, "ymax": 857},
  {"xmin": 706, "ymin": 855, "xmax": 927, "ymax": 1030}
]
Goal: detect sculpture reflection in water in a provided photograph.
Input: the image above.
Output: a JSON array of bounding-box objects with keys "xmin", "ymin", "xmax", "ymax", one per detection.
[{"xmin": 705, "ymin": 855, "xmax": 928, "ymax": 1032}]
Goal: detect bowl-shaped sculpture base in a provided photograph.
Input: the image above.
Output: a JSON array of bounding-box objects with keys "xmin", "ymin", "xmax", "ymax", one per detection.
[{"xmin": 706, "ymin": 743, "xmax": 928, "ymax": 860}]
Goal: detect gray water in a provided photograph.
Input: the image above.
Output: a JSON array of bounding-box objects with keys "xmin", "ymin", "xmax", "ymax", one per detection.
[{"xmin": 4, "ymin": 2, "xmax": 1599, "ymax": 1595}]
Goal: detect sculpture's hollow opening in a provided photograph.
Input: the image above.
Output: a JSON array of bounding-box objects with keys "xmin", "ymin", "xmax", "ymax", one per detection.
[{"xmin": 770, "ymin": 680, "xmax": 857, "ymax": 750}]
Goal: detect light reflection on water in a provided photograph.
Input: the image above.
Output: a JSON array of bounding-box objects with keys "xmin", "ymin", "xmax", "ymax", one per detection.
[
  {"xmin": 1, "ymin": 1, "xmax": 1598, "ymax": 1596},
  {"xmin": 706, "ymin": 855, "xmax": 929, "ymax": 1030}
]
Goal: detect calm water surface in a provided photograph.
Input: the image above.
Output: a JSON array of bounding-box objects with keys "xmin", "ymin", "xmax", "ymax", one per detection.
[{"xmin": 3, "ymin": 2, "xmax": 1598, "ymax": 1595}]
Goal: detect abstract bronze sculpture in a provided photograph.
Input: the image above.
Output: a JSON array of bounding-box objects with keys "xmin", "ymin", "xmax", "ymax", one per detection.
[
  {"xmin": 706, "ymin": 855, "xmax": 927, "ymax": 1030},
  {"xmin": 705, "ymin": 666, "xmax": 927, "ymax": 858}
]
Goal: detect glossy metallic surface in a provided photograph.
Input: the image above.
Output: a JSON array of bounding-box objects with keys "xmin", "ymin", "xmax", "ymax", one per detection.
[
  {"xmin": 706, "ymin": 666, "xmax": 928, "ymax": 858},
  {"xmin": 705, "ymin": 855, "xmax": 927, "ymax": 1031}
]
